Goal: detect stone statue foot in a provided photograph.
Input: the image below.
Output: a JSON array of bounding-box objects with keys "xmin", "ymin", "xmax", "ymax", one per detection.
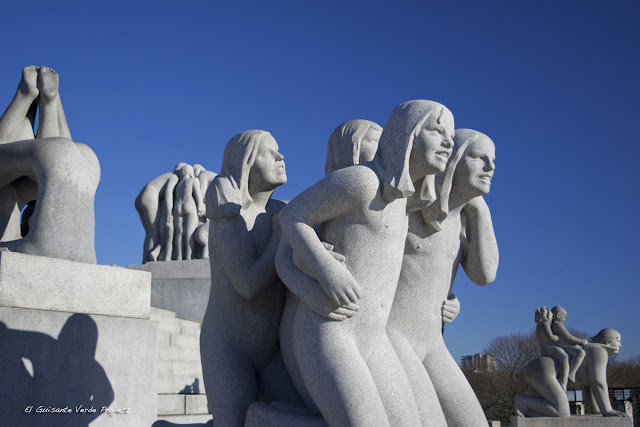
[
  {"xmin": 149, "ymin": 244, "xmax": 161, "ymax": 262},
  {"xmin": 37, "ymin": 67, "xmax": 59, "ymax": 103},
  {"xmin": 18, "ymin": 66, "xmax": 39, "ymax": 99}
]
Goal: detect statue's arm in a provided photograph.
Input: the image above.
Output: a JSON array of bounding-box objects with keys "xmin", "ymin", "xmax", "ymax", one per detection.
[
  {"xmin": 275, "ymin": 238, "xmax": 357, "ymax": 321},
  {"xmin": 206, "ymin": 176, "xmax": 285, "ymax": 300},
  {"xmin": 210, "ymin": 207, "xmax": 282, "ymax": 300},
  {"xmin": 279, "ymin": 168, "xmax": 373, "ymax": 306},
  {"xmin": 587, "ymin": 347, "xmax": 626, "ymax": 417},
  {"xmin": 460, "ymin": 196, "xmax": 499, "ymax": 286},
  {"xmin": 554, "ymin": 322, "xmax": 588, "ymax": 346}
]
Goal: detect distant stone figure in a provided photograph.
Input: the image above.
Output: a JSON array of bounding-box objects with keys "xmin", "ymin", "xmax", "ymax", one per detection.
[
  {"xmin": 200, "ymin": 130, "xmax": 289, "ymax": 427},
  {"xmin": 135, "ymin": 163, "xmax": 184, "ymax": 263},
  {"xmin": 516, "ymin": 328, "xmax": 627, "ymax": 418},
  {"xmin": 275, "ymin": 101, "xmax": 455, "ymax": 426},
  {"xmin": 534, "ymin": 306, "xmax": 572, "ymax": 391},
  {"xmin": 192, "ymin": 164, "xmax": 217, "ymax": 259},
  {"xmin": 173, "ymin": 164, "xmax": 205, "ymax": 260},
  {"xmin": 0, "ymin": 66, "xmax": 100, "ymax": 263},
  {"xmin": 386, "ymin": 128, "xmax": 498, "ymax": 426},
  {"xmin": 551, "ymin": 305, "xmax": 588, "ymax": 382}
]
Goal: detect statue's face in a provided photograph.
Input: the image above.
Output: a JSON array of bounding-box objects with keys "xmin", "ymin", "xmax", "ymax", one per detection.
[
  {"xmin": 409, "ymin": 110, "xmax": 455, "ymax": 180},
  {"xmin": 453, "ymin": 136, "xmax": 496, "ymax": 196},
  {"xmin": 249, "ymin": 135, "xmax": 287, "ymax": 191},
  {"xmin": 554, "ymin": 311, "xmax": 566, "ymax": 322},
  {"xmin": 609, "ymin": 335, "xmax": 622, "ymax": 354},
  {"xmin": 358, "ymin": 127, "xmax": 381, "ymax": 164}
]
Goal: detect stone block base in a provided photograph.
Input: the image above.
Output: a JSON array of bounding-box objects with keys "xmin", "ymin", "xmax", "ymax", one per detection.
[
  {"xmin": 129, "ymin": 259, "xmax": 210, "ymax": 323},
  {"xmin": 0, "ymin": 251, "xmax": 151, "ymax": 319},
  {"xmin": 0, "ymin": 306, "xmax": 158, "ymax": 426},
  {"xmin": 511, "ymin": 415, "xmax": 632, "ymax": 427}
]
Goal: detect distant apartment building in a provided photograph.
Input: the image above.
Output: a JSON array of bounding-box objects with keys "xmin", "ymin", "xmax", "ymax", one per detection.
[{"xmin": 460, "ymin": 353, "xmax": 495, "ymax": 373}]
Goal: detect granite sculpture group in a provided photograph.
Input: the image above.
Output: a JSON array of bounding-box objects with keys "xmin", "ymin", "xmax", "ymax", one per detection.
[
  {"xmin": 0, "ymin": 66, "xmax": 628, "ymax": 426},
  {"xmin": 201, "ymin": 101, "xmax": 499, "ymax": 427},
  {"xmin": 136, "ymin": 163, "xmax": 216, "ymax": 263},
  {"xmin": 514, "ymin": 306, "xmax": 626, "ymax": 419}
]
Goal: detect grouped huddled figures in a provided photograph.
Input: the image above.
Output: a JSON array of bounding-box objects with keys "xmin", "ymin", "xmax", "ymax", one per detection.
[
  {"xmin": 136, "ymin": 162, "xmax": 216, "ymax": 262},
  {"xmin": 275, "ymin": 101, "xmax": 459, "ymax": 427},
  {"xmin": 0, "ymin": 66, "xmax": 100, "ymax": 263},
  {"xmin": 199, "ymin": 101, "xmax": 501, "ymax": 427}
]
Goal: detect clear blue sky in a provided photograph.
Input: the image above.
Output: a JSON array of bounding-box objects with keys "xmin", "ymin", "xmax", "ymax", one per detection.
[{"xmin": 2, "ymin": 0, "xmax": 638, "ymax": 363}]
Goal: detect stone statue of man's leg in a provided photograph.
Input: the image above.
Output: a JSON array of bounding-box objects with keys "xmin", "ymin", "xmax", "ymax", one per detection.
[
  {"xmin": 0, "ymin": 137, "xmax": 100, "ymax": 263},
  {"xmin": 0, "ymin": 66, "xmax": 39, "ymax": 240}
]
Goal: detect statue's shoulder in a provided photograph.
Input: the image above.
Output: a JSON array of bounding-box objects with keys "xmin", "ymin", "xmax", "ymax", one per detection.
[{"xmin": 326, "ymin": 164, "xmax": 380, "ymax": 201}]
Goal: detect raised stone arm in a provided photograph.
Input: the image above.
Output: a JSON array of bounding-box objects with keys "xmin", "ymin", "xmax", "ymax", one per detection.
[
  {"xmin": 206, "ymin": 176, "xmax": 281, "ymax": 299},
  {"xmin": 460, "ymin": 196, "xmax": 498, "ymax": 286}
]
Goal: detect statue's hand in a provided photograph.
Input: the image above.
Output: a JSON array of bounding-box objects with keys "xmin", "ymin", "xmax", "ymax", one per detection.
[
  {"xmin": 306, "ymin": 299, "xmax": 359, "ymax": 322},
  {"xmin": 442, "ymin": 294, "xmax": 461, "ymax": 324},
  {"xmin": 319, "ymin": 260, "xmax": 362, "ymax": 306}
]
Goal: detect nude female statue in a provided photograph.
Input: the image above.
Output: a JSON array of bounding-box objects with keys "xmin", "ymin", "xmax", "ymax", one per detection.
[
  {"xmin": 135, "ymin": 162, "xmax": 185, "ymax": 263},
  {"xmin": 0, "ymin": 66, "xmax": 100, "ymax": 263},
  {"xmin": 276, "ymin": 101, "xmax": 455, "ymax": 426},
  {"xmin": 173, "ymin": 164, "xmax": 205, "ymax": 260},
  {"xmin": 386, "ymin": 128, "xmax": 498, "ymax": 426},
  {"xmin": 516, "ymin": 328, "xmax": 627, "ymax": 418},
  {"xmin": 199, "ymin": 130, "xmax": 289, "ymax": 427}
]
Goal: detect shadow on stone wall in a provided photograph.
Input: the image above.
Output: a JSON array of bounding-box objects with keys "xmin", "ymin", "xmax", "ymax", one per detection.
[{"xmin": 0, "ymin": 313, "xmax": 114, "ymax": 426}]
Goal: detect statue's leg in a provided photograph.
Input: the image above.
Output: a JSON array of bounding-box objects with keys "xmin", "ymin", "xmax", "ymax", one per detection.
[
  {"xmin": 35, "ymin": 67, "xmax": 60, "ymax": 139},
  {"xmin": 525, "ymin": 358, "xmax": 570, "ymax": 417},
  {"xmin": 292, "ymin": 310, "xmax": 390, "ymax": 426},
  {"xmin": 56, "ymin": 95, "xmax": 71, "ymax": 140},
  {"xmin": 135, "ymin": 187, "xmax": 161, "ymax": 263},
  {"xmin": 544, "ymin": 347, "xmax": 569, "ymax": 391},
  {"xmin": 184, "ymin": 212, "xmax": 198, "ymax": 260},
  {"xmin": 515, "ymin": 393, "xmax": 560, "ymax": 417},
  {"xmin": 566, "ymin": 347, "xmax": 586, "ymax": 383},
  {"xmin": 159, "ymin": 217, "xmax": 173, "ymax": 261},
  {"xmin": 422, "ymin": 336, "xmax": 488, "ymax": 426},
  {"xmin": 0, "ymin": 66, "xmax": 38, "ymax": 144},
  {"xmin": 368, "ymin": 336, "xmax": 428, "ymax": 426},
  {"xmin": 200, "ymin": 338, "xmax": 258, "ymax": 427},
  {"xmin": 0, "ymin": 138, "xmax": 100, "ymax": 263},
  {"xmin": 173, "ymin": 215, "xmax": 184, "ymax": 260},
  {"xmin": 0, "ymin": 185, "xmax": 23, "ymax": 242}
]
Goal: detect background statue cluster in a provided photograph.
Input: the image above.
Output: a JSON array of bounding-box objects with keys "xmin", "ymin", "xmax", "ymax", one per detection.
[
  {"xmin": 200, "ymin": 101, "xmax": 499, "ymax": 427},
  {"xmin": 0, "ymin": 66, "xmax": 100, "ymax": 264},
  {"xmin": 136, "ymin": 163, "xmax": 217, "ymax": 263},
  {"xmin": 515, "ymin": 305, "xmax": 627, "ymax": 419}
]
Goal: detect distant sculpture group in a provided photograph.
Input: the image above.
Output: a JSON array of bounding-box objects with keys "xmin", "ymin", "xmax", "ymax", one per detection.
[
  {"xmin": 200, "ymin": 100, "xmax": 498, "ymax": 426},
  {"xmin": 515, "ymin": 305, "xmax": 626, "ymax": 419},
  {"xmin": 136, "ymin": 163, "xmax": 216, "ymax": 262},
  {"xmin": 0, "ymin": 66, "xmax": 100, "ymax": 263}
]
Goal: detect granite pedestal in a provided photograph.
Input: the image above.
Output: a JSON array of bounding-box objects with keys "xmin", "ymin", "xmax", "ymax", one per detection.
[
  {"xmin": 511, "ymin": 415, "xmax": 632, "ymax": 427},
  {"xmin": 129, "ymin": 259, "xmax": 210, "ymax": 323},
  {"xmin": 0, "ymin": 251, "xmax": 157, "ymax": 426}
]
